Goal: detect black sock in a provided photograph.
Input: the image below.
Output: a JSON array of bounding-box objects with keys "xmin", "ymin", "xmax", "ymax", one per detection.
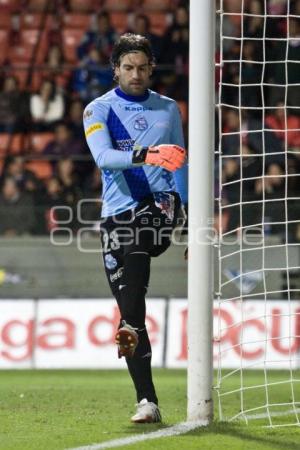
[
  {"xmin": 125, "ymin": 327, "xmax": 158, "ymax": 405},
  {"xmin": 120, "ymin": 252, "xmax": 150, "ymax": 328}
]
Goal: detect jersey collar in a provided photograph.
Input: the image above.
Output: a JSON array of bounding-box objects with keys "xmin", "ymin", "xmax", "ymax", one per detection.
[{"xmin": 115, "ymin": 87, "xmax": 150, "ymax": 102}]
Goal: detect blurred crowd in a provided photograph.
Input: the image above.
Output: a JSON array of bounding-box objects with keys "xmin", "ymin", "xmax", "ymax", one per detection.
[
  {"xmin": 216, "ymin": 0, "xmax": 300, "ymax": 240},
  {"xmin": 0, "ymin": 0, "xmax": 189, "ymax": 236},
  {"xmin": 0, "ymin": 0, "xmax": 299, "ymax": 239}
]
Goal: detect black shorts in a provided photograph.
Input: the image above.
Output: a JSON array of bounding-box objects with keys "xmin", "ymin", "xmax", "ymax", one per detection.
[{"xmin": 100, "ymin": 191, "xmax": 182, "ymax": 295}]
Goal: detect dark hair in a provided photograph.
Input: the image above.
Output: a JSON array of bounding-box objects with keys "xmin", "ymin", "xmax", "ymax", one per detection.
[
  {"xmin": 110, "ymin": 33, "xmax": 155, "ymax": 68},
  {"xmin": 97, "ymin": 11, "xmax": 110, "ymax": 21},
  {"xmin": 40, "ymin": 79, "xmax": 56, "ymax": 101}
]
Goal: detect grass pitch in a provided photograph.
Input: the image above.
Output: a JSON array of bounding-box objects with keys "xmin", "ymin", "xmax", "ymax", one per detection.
[{"xmin": 0, "ymin": 369, "xmax": 300, "ymax": 450}]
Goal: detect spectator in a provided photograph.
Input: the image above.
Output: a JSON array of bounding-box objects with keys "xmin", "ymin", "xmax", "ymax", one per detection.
[
  {"xmin": 268, "ymin": 0, "xmax": 287, "ymax": 15},
  {"xmin": 216, "ymin": 0, "xmax": 241, "ymax": 53},
  {"xmin": 81, "ymin": 166, "xmax": 102, "ymax": 223},
  {"xmin": 223, "ymin": 144, "xmax": 262, "ymax": 204},
  {"xmin": 244, "ymin": 0, "xmax": 264, "ymax": 38},
  {"xmin": 55, "ymin": 158, "xmax": 82, "ymax": 231},
  {"xmin": 0, "ymin": 176, "xmax": 36, "ymax": 236},
  {"xmin": 255, "ymin": 163, "xmax": 285, "ymax": 199},
  {"xmin": 160, "ymin": 5, "xmax": 189, "ymax": 71},
  {"xmin": 43, "ymin": 122, "xmax": 86, "ymax": 158},
  {"xmin": 266, "ymin": 101, "xmax": 300, "ymax": 150},
  {"xmin": 66, "ymin": 99, "xmax": 85, "ymax": 140},
  {"xmin": 221, "ymin": 41, "xmax": 262, "ymax": 108},
  {"xmin": 42, "ymin": 176, "xmax": 68, "ymax": 233},
  {"xmin": 240, "ymin": 41, "xmax": 262, "ymax": 108},
  {"xmin": 222, "ymin": 143, "xmax": 264, "ymax": 232},
  {"xmin": 254, "ymin": 163, "xmax": 287, "ymax": 235},
  {"xmin": 77, "ymin": 11, "xmax": 118, "ymax": 61},
  {"xmin": 157, "ymin": 5, "xmax": 189, "ymax": 99},
  {"xmin": 72, "ymin": 48, "xmax": 113, "ymax": 103},
  {"xmin": 266, "ymin": 17, "xmax": 300, "ymax": 107},
  {"xmin": 55, "ymin": 158, "xmax": 82, "ymax": 206},
  {"xmin": 2, "ymin": 155, "xmax": 44, "ymax": 233},
  {"xmin": 3, "ymin": 155, "xmax": 41, "ymax": 193},
  {"xmin": 222, "ymin": 109, "xmax": 284, "ymax": 167},
  {"xmin": 130, "ymin": 14, "xmax": 162, "ymax": 60},
  {"xmin": 43, "ymin": 45, "xmax": 71, "ymax": 90},
  {"xmin": 0, "ymin": 76, "xmax": 28, "ymax": 133},
  {"xmin": 30, "ymin": 79, "xmax": 65, "ymax": 131}
]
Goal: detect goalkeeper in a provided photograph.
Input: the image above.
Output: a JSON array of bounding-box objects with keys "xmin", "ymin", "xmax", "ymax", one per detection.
[{"xmin": 83, "ymin": 33, "xmax": 188, "ymax": 423}]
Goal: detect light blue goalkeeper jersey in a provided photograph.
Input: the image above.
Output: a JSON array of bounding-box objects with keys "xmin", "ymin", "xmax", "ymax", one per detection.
[{"xmin": 83, "ymin": 86, "xmax": 188, "ymax": 217}]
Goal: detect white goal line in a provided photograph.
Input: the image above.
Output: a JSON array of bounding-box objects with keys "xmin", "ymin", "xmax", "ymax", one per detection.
[{"xmin": 66, "ymin": 420, "xmax": 206, "ymax": 450}]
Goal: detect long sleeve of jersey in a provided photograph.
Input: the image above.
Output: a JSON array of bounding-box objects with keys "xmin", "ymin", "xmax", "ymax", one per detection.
[{"xmin": 83, "ymin": 101, "xmax": 134, "ymax": 170}]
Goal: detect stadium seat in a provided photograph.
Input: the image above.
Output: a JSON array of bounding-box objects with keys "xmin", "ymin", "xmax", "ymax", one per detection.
[
  {"xmin": 9, "ymin": 44, "xmax": 34, "ymax": 63},
  {"xmin": 103, "ymin": 0, "xmax": 133, "ymax": 11},
  {"xmin": 20, "ymin": 29, "xmax": 40, "ymax": 46},
  {"xmin": 0, "ymin": 134, "xmax": 24, "ymax": 157},
  {"xmin": 20, "ymin": 12, "xmax": 43, "ymax": 28},
  {"xmin": 0, "ymin": 134, "xmax": 12, "ymax": 156},
  {"xmin": 142, "ymin": 0, "xmax": 173, "ymax": 11},
  {"xmin": 63, "ymin": 13, "xmax": 91, "ymax": 30},
  {"xmin": 110, "ymin": 12, "xmax": 129, "ymax": 34},
  {"xmin": 146, "ymin": 12, "xmax": 171, "ymax": 36},
  {"xmin": 62, "ymin": 28, "xmax": 85, "ymax": 63},
  {"xmin": 20, "ymin": 13, "xmax": 55, "ymax": 30},
  {"xmin": 0, "ymin": 12, "xmax": 11, "ymax": 29},
  {"xmin": 0, "ymin": 29, "xmax": 9, "ymax": 64},
  {"xmin": 11, "ymin": 29, "xmax": 48, "ymax": 64},
  {"xmin": 29, "ymin": 133, "xmax": 54, "ymax": 153},
  {"xmin": 0, "ymin": 0, "xmax": 20, "ymax": 12},
  {"xmin": 25, "ymin": 160, "xmax": 53, "ymax": 179},
  {"xmin": 27, "ymin": 0, "xmax": 51, "ymax": 12},
  {"xmin": 10, "ymin": 29, "xmax": 43, "ymax": 63},
  {"xmin": 69, "ymin": 0, "xmax": 99, "ymax": 12}
]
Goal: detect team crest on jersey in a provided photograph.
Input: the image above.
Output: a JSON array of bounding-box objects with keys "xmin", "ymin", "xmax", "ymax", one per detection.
[
  {"xmin": 83, "ymin": 109, "xmax": 93, "ymax": 121},
  {"xmin": 104, "ymin": 254, "xmax": 118, "ymax": 270},
  {"xmin": 134, "ymin": 116, "xmax": 148, "ymax": 131}
]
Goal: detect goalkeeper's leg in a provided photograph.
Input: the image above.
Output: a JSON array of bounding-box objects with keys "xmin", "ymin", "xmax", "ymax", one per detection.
[
  {"xmin": 117, "ymin": 251, "xmax": 158, "ymax": 405},
  {"xmin": 101, "ymin": 221, "xmax": 158, "ymax": 406}
]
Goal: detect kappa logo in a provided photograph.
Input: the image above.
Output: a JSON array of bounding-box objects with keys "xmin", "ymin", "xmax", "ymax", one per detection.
[
  {"xmin": 134, "ymin": 116, "xmax": 148, "ymax": 131},
  {"xmin": 125, "ymin": 106, "xmax": 153, "ymax": 112},
  {"xmin": 85, "ymin": 122, "xmax": 104, "ymax": 137}
]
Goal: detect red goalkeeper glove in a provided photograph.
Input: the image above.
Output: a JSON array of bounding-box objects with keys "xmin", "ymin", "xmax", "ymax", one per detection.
[{"xmin": 133, "ymin": 144, "xmax": 186, "ymax": 172}]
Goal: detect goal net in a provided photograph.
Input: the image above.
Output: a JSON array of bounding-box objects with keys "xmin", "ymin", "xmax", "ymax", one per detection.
[{"xmin": 215, "ymin": 0, "xmax": 300, "ymax": 426}]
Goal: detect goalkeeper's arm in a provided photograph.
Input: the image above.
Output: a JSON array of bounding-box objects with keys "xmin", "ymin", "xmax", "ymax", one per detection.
[{"xmin": 132, "ymin": 144, "xmax": 186, "ymax": 172}]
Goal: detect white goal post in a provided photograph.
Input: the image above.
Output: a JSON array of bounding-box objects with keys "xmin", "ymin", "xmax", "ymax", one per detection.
[
  {"xmin": 187, "ymin": 0, "xmax": 215, "ymax": 424},
  {"xmin": 188, "ymin": 0, "xmax": 300, "ymax": 427}
]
